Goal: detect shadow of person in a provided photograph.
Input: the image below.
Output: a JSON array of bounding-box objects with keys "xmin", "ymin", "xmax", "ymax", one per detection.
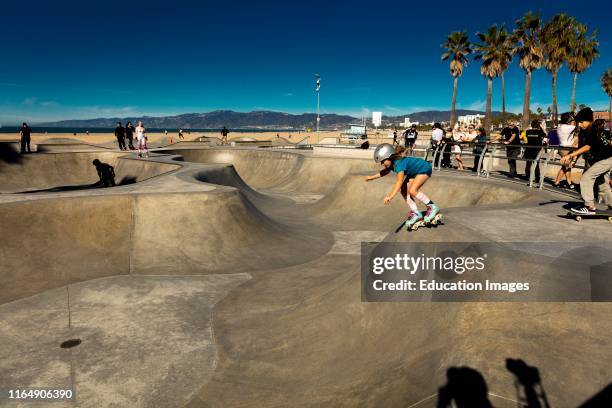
[
  {"xmin": 578, "ymin": 382, "xmax": 612, "ymax": 407},
  {"xmin": 506, "ymin": 358, "xmax": 550, "ymax": 408},
  {"xmin": 92, "ymin": 159, "xmax": 116, "ymax": 187},
  {"xmin": 0, "ymin": 142, "xmax": 23, "ymax": 164},
  {"xmin": 437, "ymin": 366, "xmax": 493, "ymax": 408}
]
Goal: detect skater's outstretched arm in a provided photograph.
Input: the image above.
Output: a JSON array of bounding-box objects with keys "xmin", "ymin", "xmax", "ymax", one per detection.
[
  {"xmin": 384, "ymin": 172, "xmax": 405, "ymax": 205},
  {"xmin": 364, "ymin": 168, "xmax": 390, "ymax": 182}
]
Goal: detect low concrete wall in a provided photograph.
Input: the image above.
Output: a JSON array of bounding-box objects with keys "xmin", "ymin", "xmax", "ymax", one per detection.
[{"xmin": 312, "ymin": 146, "xmax": 373, "ymax": 159}]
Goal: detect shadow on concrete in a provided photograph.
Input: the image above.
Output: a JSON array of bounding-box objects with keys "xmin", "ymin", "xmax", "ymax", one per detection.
[
  {"xmin": 17, "ymin": 176, "xmax": 137, "ymax": 194},
  {"xmin": 506, "ymin": 358, "xmax": 550, "ymax": 408},
  {"xmin": 578, "ymin": 383, "xmax": 612, "ymax": 407},
  {"xmin": 436, "ymin": 366, "xmax": 493, "ymax": 408},
  {"xmin": 538, "ymin": 199, "xmax": 581, "ymax": 209},
  {"xmin": 0, "ymin": 142, "xmax": 24, "ymax": 164}
]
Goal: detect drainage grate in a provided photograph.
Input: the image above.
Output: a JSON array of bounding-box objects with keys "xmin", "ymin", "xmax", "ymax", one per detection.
[{"xmin": 60, "ymin": 339, "xmax": 82, "ymax": 349}]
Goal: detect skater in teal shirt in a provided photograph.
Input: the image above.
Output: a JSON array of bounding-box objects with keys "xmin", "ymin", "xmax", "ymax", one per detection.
[{"xmin": 365, "ymin": 144, "xmax": 440, "ymax": 230}]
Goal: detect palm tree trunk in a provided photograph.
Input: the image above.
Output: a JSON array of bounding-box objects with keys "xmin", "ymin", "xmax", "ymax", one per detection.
[
  {"xmin": 451, "ymin": 77, "xmax": 458, "ymax": 127},
  {"xmin": 552, "ymin": 70, "xmax": 558, "ymax": 127},
  {"xmin": 485, "ymin": 77, "xmax": 492, "ymax": 132},
  {"xmin": 501, "ymin": 72, "xmax": 506, "ymax": 124},
  {"xmin": 522, "ymin": 71, "xmax": 531, "ymax": 129},
  {"xmin": 570, "ymin": 72, "xmax": 577, "ymax": 112}
]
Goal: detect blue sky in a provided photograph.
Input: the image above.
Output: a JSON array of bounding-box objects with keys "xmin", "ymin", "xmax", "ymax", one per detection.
[{"xmin": 1, "ymin": 0, "xmax": 610, "ymax": 124}]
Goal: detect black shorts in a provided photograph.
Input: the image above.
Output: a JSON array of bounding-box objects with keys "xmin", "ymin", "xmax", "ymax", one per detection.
[{"xmin": 405, "ymin": 139, "xmax": 415, "ymax": 146}]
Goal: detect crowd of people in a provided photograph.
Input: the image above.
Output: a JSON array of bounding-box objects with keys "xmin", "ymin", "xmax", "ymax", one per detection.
[
  {"xmin": 399, "ymin": 107, "xmax": 610, "ymax": 215},
  {"xmin": 114, "ymin": 121, "xmax": 149, "ymax": 157}
]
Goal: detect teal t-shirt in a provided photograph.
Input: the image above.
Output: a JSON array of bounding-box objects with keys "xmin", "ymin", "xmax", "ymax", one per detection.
[{"xmin": 392, "ymin": 157, "xmax": 432, "ymax": 178}]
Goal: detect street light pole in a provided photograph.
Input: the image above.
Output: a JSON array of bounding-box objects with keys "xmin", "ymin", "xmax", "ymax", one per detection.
[{"xmin": 315, "ymin": 74, "xmax": 320, "ymax": 134}]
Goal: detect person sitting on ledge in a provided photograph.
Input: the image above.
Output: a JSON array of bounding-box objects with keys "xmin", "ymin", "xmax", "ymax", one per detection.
[{"xmin": 92, "ymin": 159, "xmax": 116, "ymax": 187}]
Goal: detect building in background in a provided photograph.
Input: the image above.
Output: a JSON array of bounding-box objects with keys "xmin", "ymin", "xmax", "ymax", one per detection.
[
  {"xmin": 457, "ymin": 114, "xmax": 484, "ymax": 127},
  {"xmin": 402, "ymin": 117, "xmax": 420, "ymax": 128}
]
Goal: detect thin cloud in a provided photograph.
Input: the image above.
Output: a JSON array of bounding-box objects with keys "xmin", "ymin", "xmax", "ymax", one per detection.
[
  {"xmin": 0, "ymin": 82, "xmax": 25, "ymax": 88},
  {"xmin": 40, "ymin": 101, "xmax": 59, "ymax": 107},
  {"xmin": 22, "ymin": 97, "xmax": 38, "ymax": 105},
  {"xmin": 78, "ymin": 106, "xmax": 138, "ymax": 116},
  {"xmin": 71, "ymin": 87, "xmax": 133, "ymax": 95}
]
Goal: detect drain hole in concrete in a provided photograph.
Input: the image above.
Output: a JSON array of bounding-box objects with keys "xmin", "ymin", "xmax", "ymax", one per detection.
[{"xmin": 60, "ymin": 339, "xmax": 82, "ymax": 349}]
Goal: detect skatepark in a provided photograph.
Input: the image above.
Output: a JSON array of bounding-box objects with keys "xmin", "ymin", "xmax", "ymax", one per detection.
[{"xmin": 1, "ymin": 141, "xmax": 611, "ymax": 407}]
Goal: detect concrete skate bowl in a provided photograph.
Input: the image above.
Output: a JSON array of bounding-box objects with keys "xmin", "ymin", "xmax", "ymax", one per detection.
[
  {"xmin": 1, "ymin": 146, "xmax": 611, "ymax": 407},
  {"xmin": 164, "ymin": 147, "xmax": 381, "ymax": 195},
  {"xmin": 164, "ymin": 147, "xmax": 539, "ymax": 223},
  {"xmin": 162, "ymin": 148, "xmax": 611, "ymax": 407},
  {"xmin": 0, "ymin": 149, "xmax": 333, "ymax": 303},
  {"xmin": 0, "ymin": 151, "xmax": 177, "ymax": 193},
  {"xmin": 35, "ymin": 138, "xmax": 111, "ymax": 152}
]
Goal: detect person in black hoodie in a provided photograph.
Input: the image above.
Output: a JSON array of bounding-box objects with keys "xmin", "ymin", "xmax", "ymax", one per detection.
[
  {"xmin": 19, "ymin": 122, "xmax": 32, "ymax": 153},
  {"xmin": 441, "ymin": 127, "xmax": 453, "ymax": 168},
  {"xmin": 562, "ymin": 108, "xmax": 612, "ymax": 214},
  {"xmin": 125, "ymin": 121, "xmax": 135, "ymax": 150},
  {"xmin": 114, "ymin": 122, "xmax": 126, "ymax": 150},
  {"xmin": 524, "ymin": 119, "xmax": 546, "ymax": 183}
]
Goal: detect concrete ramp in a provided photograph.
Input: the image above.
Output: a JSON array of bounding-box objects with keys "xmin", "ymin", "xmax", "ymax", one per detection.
[{"xmin": 0, "ymin": 152, "xmax": 178, "ymax": 193}]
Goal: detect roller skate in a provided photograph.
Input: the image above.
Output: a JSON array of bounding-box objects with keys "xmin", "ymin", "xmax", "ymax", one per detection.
[
  {"xmin": 405, "ymin": 211, "xmax": 425, "ymax": 231},
  {"xmin": 423, "ymin": 203, "xmax": 443, "ymax": 226}
]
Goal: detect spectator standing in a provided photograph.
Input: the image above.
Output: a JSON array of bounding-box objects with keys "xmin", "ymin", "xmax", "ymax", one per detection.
[
  {"xmin": 501, "ymin": 121, "xmax": 521, "ymax": 178},
  {"xmin": 125, "ymin": 121, "xmax": 135, "ymax": 150},
  {"xmin": 135, "ymin": 121, "xmax": 148, "ymax": 158},
  {"xmin": 471, "ymin": 127, "xmax": 488, "ymax": 173},
  {"xmin": 19, "ymin": 122, "xmax": 32, "ymax": 154},
  {"xmin": 524, "ymin": 119, "xmax": 547, "ymax": 183},
  {"xmin": 403, "ymin": 125, "xmax": 418, "ymax": 154},
  {"xmin": 114, "ymin": 122, "xmax": 126, "ymax": 150},
  {"xmin": 221, "ymin": 126, "xmax": 230, "ymax": 144},
  {"xmin": 552, "ymin": 112, "xmax": 578, "ymax": 189}
]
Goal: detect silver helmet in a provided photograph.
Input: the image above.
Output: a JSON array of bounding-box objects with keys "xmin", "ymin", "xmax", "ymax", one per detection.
[{"xmin": 373, "ymin": 143, "xmax": 396, "ymax": 163}]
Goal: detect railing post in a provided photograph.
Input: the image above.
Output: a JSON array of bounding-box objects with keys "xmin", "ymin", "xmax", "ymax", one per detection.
[
  {"xmin": 528, "ymin": 147, "xmax": 544, "ymax": 188},
  {"xmin": 436, "ymin": 144, "xmax": 444, "ymax": 170},
  {"xmin": 477, "ymin": 144, "xmax": 488, "ymax": 176},
  {"xmin": 486, "ymin": 145, "xmax": 498, "ymax": 179}
]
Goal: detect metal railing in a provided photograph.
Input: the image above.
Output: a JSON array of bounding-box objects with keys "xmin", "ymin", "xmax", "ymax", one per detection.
[{"xmin": 415, "ymin": 141, "xmax": 590, "ymax": 196}]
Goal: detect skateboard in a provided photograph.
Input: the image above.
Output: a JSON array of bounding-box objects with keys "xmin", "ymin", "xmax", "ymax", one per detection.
[
  {"xmin": 566, "ymin": 209, "xmax": 612, "ymax": 222},
  {"xmin": 406, "ymin": 214, "xmax": 444, "ymax": 231}
]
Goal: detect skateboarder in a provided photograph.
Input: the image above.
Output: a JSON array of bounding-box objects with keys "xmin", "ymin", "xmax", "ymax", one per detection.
[
  {"xmin": 92, "ymin": 159, "xmax": 116, "ymax": 187},
  {"xmin": 365, "ymin": 143, "xmax": 440, "ymax": 230},
  {"xmin": 221, "ymin": 126, "xmax": 230, "ymax": 145},
  {"xmin": 561, "ymin": 109, "xmax": 612, "ymax": 215}
]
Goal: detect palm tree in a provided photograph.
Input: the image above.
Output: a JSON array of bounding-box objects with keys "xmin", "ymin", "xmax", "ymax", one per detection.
[
  {"xmin": 473, "ymin": 25, "xmax": 512, "ymax": 131},
  {"xmin": 441, "ymin": 31, "xmax": 472, "ymax": 128},
  {"xmin": 602, "ymin": 68, "xmax": 612, "ymax": 120},
  {"xmin": 496, "ymin": 29, "xmax": 515, "ymax": 124},
  {"xmin": 512, "ymin": 12, "xmax": 544, "ymax": 129},
  {"xmin": 567, "ymin": 23, "xmax": 599, "ymax": 112},
  {"xmin": 542, "ymin": 14, "xmax": 574, "ymax": 126}
]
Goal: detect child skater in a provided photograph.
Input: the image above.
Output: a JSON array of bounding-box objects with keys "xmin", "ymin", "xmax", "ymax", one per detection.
[{"xmin": 365, "ymin": 143, "xmax": 440, "ymax": 230}]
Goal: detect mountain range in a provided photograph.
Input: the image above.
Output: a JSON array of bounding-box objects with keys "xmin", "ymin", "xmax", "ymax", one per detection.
[{"xmin": 37, "ymin": 109, "xmax": 504, "ymax": 129}]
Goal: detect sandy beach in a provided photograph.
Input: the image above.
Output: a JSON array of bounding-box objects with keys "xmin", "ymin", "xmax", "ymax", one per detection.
[{"xmin": 0, "ymin": 130, "xmax": 414, "ymax": 147}]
